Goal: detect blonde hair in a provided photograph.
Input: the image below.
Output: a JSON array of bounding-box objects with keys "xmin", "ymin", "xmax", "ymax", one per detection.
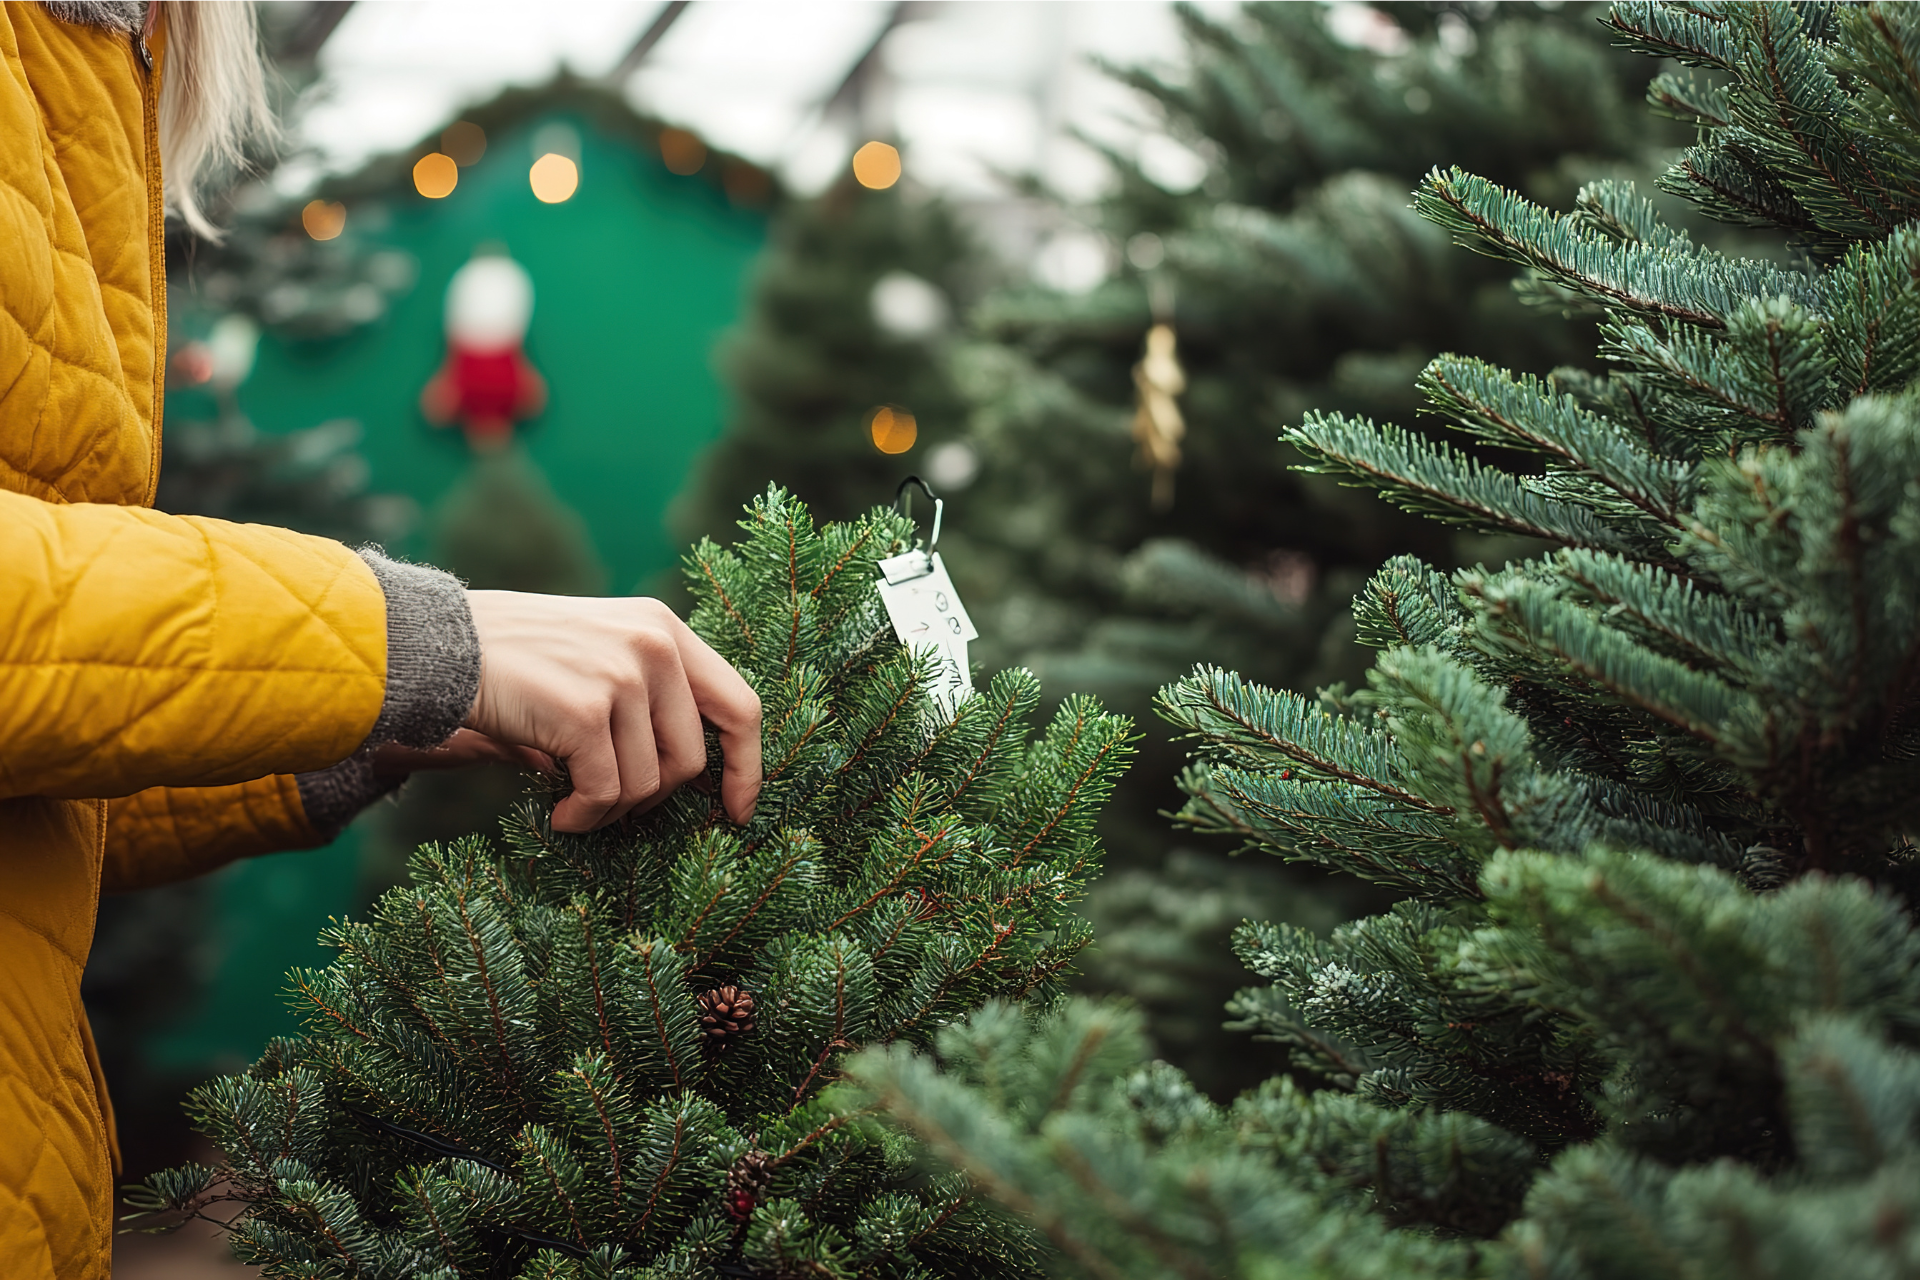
[{"xmin": 156, "ymin": 1, "xmax": 275, "ymax": 238}]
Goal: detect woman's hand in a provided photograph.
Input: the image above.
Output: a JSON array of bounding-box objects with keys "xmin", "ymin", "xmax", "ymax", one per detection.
[
  {"xmin": 368, "ymin": 728, "xmax": 553, "ymax": 783},
  {"xmin": 461, "ymin": 592, "xmax": 762, "ymax": 833}
]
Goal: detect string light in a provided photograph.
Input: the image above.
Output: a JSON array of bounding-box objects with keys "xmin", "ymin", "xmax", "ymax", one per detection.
[
  {"xmin": 530, "ymin": 153, "xmax": 579, "ymax": 203},
  {"xmin": 851, "ymin": 141, "xmax": 901, "ymax": 190},
  {"xmin": 413, "ymin": 152, "xmax": 458, "ymax": 199},
  {"xmin": 301, "ymin": 199, "xmax": 346, "ymax": 240},
  {"xmin": 659, "ymin": 128, "xmax": 706, "ymax": 175},
  {"xmin": 869, "ymin": 406, "xmax": 917, "ymax": 454},
  {"xmin": 441, "ymin": 120, "xmax": 487, "ymax": 166}
]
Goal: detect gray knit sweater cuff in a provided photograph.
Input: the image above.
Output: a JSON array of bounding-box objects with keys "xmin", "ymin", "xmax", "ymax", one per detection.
[
  {"xmin": 294, "ymin": 548, "xmax": 482, "ymax": 840},
  {"xmin": 296, "ymin": 754, "xmax": 403, "ymax": 841},
  {"xmin": 355, "ymin": 547, "xmax": 483, "ymax": 749}
]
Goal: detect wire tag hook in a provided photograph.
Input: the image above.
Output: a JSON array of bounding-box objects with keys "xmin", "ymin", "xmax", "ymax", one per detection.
[
  {"xmin": 876, "ymin": 474, "xmax": 977, "ymax": 715},
  {"xmin": 893, "ymin": 474, "xmax": 942, "ymax": 553}
]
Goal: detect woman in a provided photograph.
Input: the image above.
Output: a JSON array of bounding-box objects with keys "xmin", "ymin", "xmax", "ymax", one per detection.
[{"xmin": 0, "ymin": 5, "xmax": 763, "ymax": 1276}]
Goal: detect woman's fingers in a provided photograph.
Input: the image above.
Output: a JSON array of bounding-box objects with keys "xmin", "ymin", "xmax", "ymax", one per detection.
[
  {"xmin": 551, "ymin": 721, "xmax": 621, "ymax": 833},
  {"xmin": 636, "ymin": 657, "xmax": 709, "ymax": 819},
  {"xmin": 463, "ymin": 591, "xmax": 763, "ymax": 830},
  {"xmin": 668, "ymin": 615, "xmax": 762, "ymax": 823},
  {"xmin": 607, "ymin": 685, "xmax": 661, "ymax": 823}
]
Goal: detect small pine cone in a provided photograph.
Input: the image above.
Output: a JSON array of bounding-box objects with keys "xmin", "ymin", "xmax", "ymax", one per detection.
[
  {"xmin": 723, "ymin": 1148, "xmax": 775, "ymax": 1221},
  {"xmin": 698, "ymin": 984, "xmax": 756, "ymax": 1051}
]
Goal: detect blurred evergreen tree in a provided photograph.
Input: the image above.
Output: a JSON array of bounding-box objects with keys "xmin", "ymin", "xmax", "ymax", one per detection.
[
  {"xmin": 946, "ymin": 0, "xmax": 1681, "ymax": 1095},
  {"xmin": 674, "ymin": 180, "xmax": 989, "ymax": 548}
]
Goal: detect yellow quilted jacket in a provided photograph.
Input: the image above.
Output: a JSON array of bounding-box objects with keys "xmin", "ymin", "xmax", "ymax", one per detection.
[{"xmin": 0, "ymin": 5, "xmax": 390, "ymax": 1275}]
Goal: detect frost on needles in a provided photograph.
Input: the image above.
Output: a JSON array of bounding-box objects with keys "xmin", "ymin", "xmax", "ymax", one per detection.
[
  {"xmin": 128, "ymin": 489, "xmax": 1132, "ymax": 1280},
  {"xmin": 848, "ymin": 5, "xmax": 1920, "ymax": 1278}
]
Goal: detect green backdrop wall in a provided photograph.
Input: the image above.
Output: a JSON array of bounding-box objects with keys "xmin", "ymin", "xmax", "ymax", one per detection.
[{"xmin": 153, "ymin": 110, "xmax": 767, "ymax": 1069}]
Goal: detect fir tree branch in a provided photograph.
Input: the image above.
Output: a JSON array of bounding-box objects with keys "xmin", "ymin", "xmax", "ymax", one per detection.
[
  {"xmin": 855, "ymin": 1082, "xmax": 1131, "ymax": 1280},
  {"xmin": 1744, "ymin": 4, "xmax": 1905, "ymax": 240},
  {"xmin": 288, "ymin": 972, "xmax": 371, "ymax": 1041},
  {"xmin": 693, "ymin": 846, "xmax": 809, "ymax": 968},
  {"xmin": 632, "ymin": 1105, "xmax": 692, "ymax": 1244},
  {"xmin": 810, "ymin": 522, "xmax": 882, "ymax": 601},
  {"xmin": 1665, "ymin": 136, "xmax": 1827, "ymax": 240},
  {"xmin": 1008, "ymin": 712, "xmax": 1129, "ymax": 868},
  {"xmin": 630, "ymin": 942, "xmax": 691, "ymax": 1088},
  {"xmin": 1292, "ymin": 412, "xmax": 1651, "ymax": 555},
  {"xmin": 519, "ymin": 1131, "xmax": 590, "ymax": 1253},
  {"xmin": 1607, "ymin": 2, "xmax": 1743, "ymax": 72},
  {"xmin": 452, "ymin": 886, "xmax": 527, "ymax": 1111},
  {"xmin": 1416, "ymin": 167, "xmax": 1818, "ymax": 330},
  {"xmin": 944, "ymin": 684, "xmax": 1028, "ymax": 809},
  {"xmin": 1466, "ymin": 575, "xmax": 1747, "ymax": 748},
  {"xmin": 690, "ymin": 546, "xmax": 754, "ymax": 649},
  {"xmin": 570, "ymin": 906, "xmax": 620, "ymax": 1069},
  {"xmin": 1421, "ymin": 356, "xmax": 1693, "ymax": 526},
  {"xmin": 824, "ymin": 821, "xmax": 963, "ymax": 934},
  {"xmin": 1163, "ymin": 666, "xmax": 1451, "ymax": 814},
  {"xmin": 1647, "ymin": 71, "xmax": 1730, "ymax": 128}
]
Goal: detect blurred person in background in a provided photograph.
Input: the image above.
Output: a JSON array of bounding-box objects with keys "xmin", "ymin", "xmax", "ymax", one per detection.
[{"xmin": 0, "ymin": 5, "xmax": 761, "ymax": 1276}]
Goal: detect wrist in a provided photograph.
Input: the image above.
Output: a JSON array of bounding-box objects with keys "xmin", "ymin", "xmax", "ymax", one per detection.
[{"xmin": 358, "ymin": 548, "xmax": 482, "ymax": 748}]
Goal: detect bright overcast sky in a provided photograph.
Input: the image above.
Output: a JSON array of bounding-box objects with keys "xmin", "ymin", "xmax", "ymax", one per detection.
[{"xmin": 296, "ymin": 1, "xmax": 1228, "ymax": 200}]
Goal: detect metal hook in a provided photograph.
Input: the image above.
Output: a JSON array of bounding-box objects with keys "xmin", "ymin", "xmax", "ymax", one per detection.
[{"xmin": 893, "ymin": 475, "xmax": 942, "ymax": 552}]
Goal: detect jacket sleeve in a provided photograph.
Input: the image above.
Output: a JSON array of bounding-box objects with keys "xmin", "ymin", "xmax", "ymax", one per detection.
[
  {"xmin": 0, "ymin": 488, "xmax": 387, "ymax": 801},
  {"xmin": 101, "ymin": 776, "xmax": 321, "ymax": 893}
]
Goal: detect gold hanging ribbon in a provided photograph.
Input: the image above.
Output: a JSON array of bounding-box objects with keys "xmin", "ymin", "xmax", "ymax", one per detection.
[{"xmin": 1131, "ymin": 321, "xmax": 1186, "ymax": 511}]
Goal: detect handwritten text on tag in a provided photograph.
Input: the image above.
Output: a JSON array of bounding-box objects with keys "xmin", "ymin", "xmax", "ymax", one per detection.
[{"xmin": 876, "ymin": 551, "xmax": 977, "ymax": 715}]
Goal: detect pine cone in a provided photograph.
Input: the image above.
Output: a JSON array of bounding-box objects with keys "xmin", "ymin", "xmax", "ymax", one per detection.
[
  {"xmin": 723, "ymin": 1148, "xmax": 775, "ymax": 1222},
  {"xmin": 698, "ymin": 984, "xmax": 756, "ymax": 1051}
]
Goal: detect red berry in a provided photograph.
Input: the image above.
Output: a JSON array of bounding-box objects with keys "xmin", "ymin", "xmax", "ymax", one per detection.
[{"xmin": 726, "ymin": 1188, "xmax": 756, "ymax": 1222}]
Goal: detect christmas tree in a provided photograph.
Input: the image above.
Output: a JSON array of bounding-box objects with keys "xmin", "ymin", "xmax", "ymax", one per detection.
[
  {"xmin": 132, "ymin": 490, "xmax": 1132, "ymax": 1279},
  {"xmin": 848, "ymin": 3, "xmax": 1920, "ymax": 1274},
  {"xmin": 674, "ymin": 181, "xmax": 986, "ymax": 548},
  {"xmin": 950, "ymin": 0, "xmax": 1675, "ymax": 1096}
]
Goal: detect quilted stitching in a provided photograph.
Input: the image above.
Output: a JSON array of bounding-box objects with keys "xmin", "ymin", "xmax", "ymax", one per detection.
[{"xmin": 0, "ymin": 8, "xmax": 387, "ymax": 1277}]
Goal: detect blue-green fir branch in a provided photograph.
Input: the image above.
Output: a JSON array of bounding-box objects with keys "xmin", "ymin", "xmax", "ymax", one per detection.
[
  {"xmin": 1415, "ymin": 166, "xmax": 1819, "ymax": 329},
  {"xmin": 1463, "ymin": 570, "xmax": 1751, "ymax": 749},
  {"xmin": 1290, "ymin": 411, "xmax": 1653, "ymax": 554},
  {"xmin": 1352, "ymin": 556, "xmax": 1467, "ymax": 653},
  {"xmin": 1419, "ymin": 355, "xmax": 1695, "ymax": 524}
]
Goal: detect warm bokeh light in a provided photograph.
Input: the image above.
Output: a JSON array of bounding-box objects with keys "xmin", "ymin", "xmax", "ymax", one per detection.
[
  {"xmin": 412, "ymin": 152, "xmax": 458, "ymax": 198},
  {"xmin": 869, "ymin": 406, "xmax": 918, "ymax": 454},
  {"xmin": 659, "ymin": 128, "xmax": 707, "ymax": 176},
  {"xmin": 441, "ymin": 120, "xmax": 487, "ymax": 166},
  {"xmin": 529, "ymin": 153, "xmax": 579, "ymax": 203},
  {"xmin": 851, "ymin": 140, "xmax": 902, "ymax": 190},
  {"xmin": 301, "ymin": 198, "xmax": 346, "ymax": 240}
]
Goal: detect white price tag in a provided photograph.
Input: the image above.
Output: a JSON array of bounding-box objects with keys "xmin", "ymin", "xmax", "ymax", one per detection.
[
  {"xmin": 876, "ymin": 551, "xmax": 977, "ymax": 715},
  {"xmin": 875, "ymin": 552, "xmax": 977, "ymax": 643}
]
